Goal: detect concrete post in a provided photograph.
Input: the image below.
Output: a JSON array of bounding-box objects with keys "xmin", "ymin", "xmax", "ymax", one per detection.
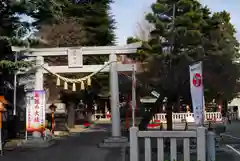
[
  {"xmin": 196, "ymin": 126, "xmax": 207, "ymax": 161},
  {"xmin": 109, "ymin": 53, "xmax": 121, "ymax": 137},
  {"xmin": 237, "ymin": 107, "xmax": 240, "ymax": 120},
  {"xmin": 129, "ymin": 127, "xmax": 139, "ymax": 161},
  {"xmin": 207, "ymin": 131, "xmax": 216, "ymax": 161},
  {"xmin": 33, "ymin": 56, "xmax": 44, "ymax": 138}
]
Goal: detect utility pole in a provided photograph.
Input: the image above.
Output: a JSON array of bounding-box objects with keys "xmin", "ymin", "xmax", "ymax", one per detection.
[{"xmin": 170, "ymin": 4, "xmax": 176, "ymax": 52}]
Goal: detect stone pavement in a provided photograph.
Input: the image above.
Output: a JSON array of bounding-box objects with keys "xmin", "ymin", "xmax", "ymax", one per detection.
[
  {"xmin": 216, "ymin": 120, "xmax": 240, "ymax": 160},
  {"xmin": 2, "ymin": 121, "xmax": 240, "ymax": 161},
  {"xmin": 219, "ymin": 121, "xmax": 240, "ymax": 144},
  {"xmin": 3, "ymin": 125, "xmax": 88, "ymax": 150},
  {"xmin": 1, "ymin": 124, "xmax": 123, "ymax": 161},
  {"xmin": 224, "ymin": 120, "xmax": 240, "ymax": 137}
]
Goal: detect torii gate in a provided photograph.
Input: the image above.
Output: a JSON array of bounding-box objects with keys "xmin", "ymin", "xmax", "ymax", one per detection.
[{"xmin": 12, "ymin": 43, "xmax": 140, "ymax": 139}]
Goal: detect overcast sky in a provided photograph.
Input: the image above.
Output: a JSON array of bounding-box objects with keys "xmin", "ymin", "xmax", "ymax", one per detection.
[{"xmin": 112, "ymin": 0, "xmax": 240, "ymax": 45}]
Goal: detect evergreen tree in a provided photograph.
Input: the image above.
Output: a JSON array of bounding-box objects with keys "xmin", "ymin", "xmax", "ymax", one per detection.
[
  {"xmin": 0, "ymin": 2, "xmax": 32, "ymax": 139},
  {"xmin": 128, "ymin": 0, "xmax": 240, "ymax": 130},
  {"xmin": 0, "ymin": 1, "xmax": 30, "ymax": 89},
  {"xmin": 24, "ymin": 0, "xmax": 115, "ymax": 46},
  {"xmin": 63, "ymin": 0, "xmax": 115, "ymax": 46}
]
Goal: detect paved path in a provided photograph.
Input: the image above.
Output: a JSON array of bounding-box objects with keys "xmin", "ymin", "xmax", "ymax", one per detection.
[
  {"xmin": 218, "ymin": 121, "xmax": 240, "ymax": 160},
  {"xmin": 225, "ymin": 121, "xmax": 240, "ymax": 137},
  {"xmin": 1, "ymin": 124, "xmax": 122, "ymax": 161},
  {"xmin": 2, "ymin": 121, "xmax": 240, "ymax": 161}
]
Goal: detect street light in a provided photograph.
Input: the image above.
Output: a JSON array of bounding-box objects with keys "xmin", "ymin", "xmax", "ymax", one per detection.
[{"xmin": 13, "ymin": 26, "xmax": 30, "ymax": 116}]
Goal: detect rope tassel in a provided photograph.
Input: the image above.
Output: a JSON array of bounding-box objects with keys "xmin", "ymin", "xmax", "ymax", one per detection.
[
  {"xmin": 87, "ymin": 77, "xmax": 91, "ymax": 86},
  {"xmin": 40, "ymin": 61, "xmax": 113, "ymax": 90},
  {"xmin": 81, "ymin": 81, "xmax": 85, "ymax": 90},
  {"xmin": 64, "ymin": 81, "xmax": 68, "ymax": 90},
  {"xmin": 72, "ymin": 83, "xmax": 76, "ymax": 91},
  {"xmin": 56, "ymin": 77, "xmax": 60, "ymax": 86}
]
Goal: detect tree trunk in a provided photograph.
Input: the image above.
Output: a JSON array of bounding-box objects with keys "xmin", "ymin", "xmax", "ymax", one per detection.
[
  {"xmin": 166, "ymin": 95, "xmax": 179, "ymax": 130},
  {"xmin": 86, "ymin": 111, "xmax": 93, "ymax": 123},
  {"xmin": 177, "ymin": 96, "xmax": 181, "ymax": 112},
  {"xmin": 222, "ymin": 99, "xmax": 228, "ymax": 117},
  {"xmin": 86, "ymin": 102, "xmax": 94, "ymax": 123},
  {"xmin": 166, "ymin": 102, "xmax": 173, "ymax": 130},
  {"xmin": 67, "ymin": 103, "xmax": 75, "ymax": 128}
]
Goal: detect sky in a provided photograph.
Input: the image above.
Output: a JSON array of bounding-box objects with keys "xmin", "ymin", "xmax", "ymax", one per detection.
[
  {"xmin": 21, "ymin": 0, "xmax": 240, "ymax": 45},
  {"xmin": 112, "ymin": 0, "xmax": 240, "ymax": 45}
]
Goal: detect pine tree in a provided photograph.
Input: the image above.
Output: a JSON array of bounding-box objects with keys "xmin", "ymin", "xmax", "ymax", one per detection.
[
  {"xmin": 24, "ymin": 0, "xmax": 116, "ymax": 46},
  {"xmin": 63, "ymin": 0, "xmax": 115, "ymax": 46},
  {"xmin": 0, "ymin": 1, "xmax": 33, "ymax": 125},
  {"xmin": 131, "ymin": 0, "xmax": 240, "ymax": 130},
  {"xmin": 0, "ymin": 1, "xmax": 30, "ymax": 83}
]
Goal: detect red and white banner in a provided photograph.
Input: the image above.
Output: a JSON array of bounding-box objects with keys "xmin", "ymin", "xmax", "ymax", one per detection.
[
  {"xmin": 189, "ymin": 62, "xmax": 205, "ymax": 125},
  {"xmin": 26, "ymin": 90, "xmax": 46, "ymax": 132}
]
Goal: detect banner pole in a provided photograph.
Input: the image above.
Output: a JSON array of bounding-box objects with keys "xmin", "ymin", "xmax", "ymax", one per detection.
[
  {"xmin": 25, "ymin": 106, "xmax": 28, "ymax": 140},
  {"xmin": 201, "ymin": 94, "xmax": 204, "ymax": 126},
  {"xmin": 25, "ymin": 92, "xmax": 31, "ymax": 141},
  {"xmin": 132, "ymin": 64, "xmax": 136, "ymax": 127}
]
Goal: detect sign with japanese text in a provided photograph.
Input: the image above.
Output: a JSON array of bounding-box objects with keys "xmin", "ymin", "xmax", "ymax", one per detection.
[
  {"xmin": 189, "ymin": 62, "xmax": 205, "ymax": 125},
  {"xmin": 26, "ymin": 90, "xmax": 46, "ymax": 132},
  {"xmin": 68, "ymin": 49, "xmax": 83, "ymax": 68}
]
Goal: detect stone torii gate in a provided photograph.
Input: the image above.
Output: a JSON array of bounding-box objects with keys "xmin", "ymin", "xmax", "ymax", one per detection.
[{"xmin": 12, "ymin": 43, "xmax": 140, "ymax": 141}]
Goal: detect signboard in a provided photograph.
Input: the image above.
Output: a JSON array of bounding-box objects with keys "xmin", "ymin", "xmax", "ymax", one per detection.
[
  {"xmin": 151, "ymin": 91, "xmax": 160, "ymax": 98},
  {"xmin": 68, "ymin": 49, "xmax": 83, "ymax": 68},
  {"xmin": 26, "ymin": 90, "xmax": 46, "ymax": 132},
  {"xmin": 189, "ymin": 62, "xmax": 204, "ymax": 125}
]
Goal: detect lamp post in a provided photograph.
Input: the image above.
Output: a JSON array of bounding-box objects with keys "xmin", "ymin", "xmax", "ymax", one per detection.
[
  {"xmin": 13, "ymin": 26, "xmax": 23, "ymax": 116},
  {"xmin": 13, "ymin": 26, "xmax": 30, "ymax": 116}
]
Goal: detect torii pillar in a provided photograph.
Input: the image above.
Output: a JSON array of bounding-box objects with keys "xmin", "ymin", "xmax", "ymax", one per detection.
[
  {"xmin": 109, "ymin": 53, "xmax": 121, "ymax": 137},
  {"xmin": 98, "ymin": 53, "xmax": 128, "ymax": 149}
]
